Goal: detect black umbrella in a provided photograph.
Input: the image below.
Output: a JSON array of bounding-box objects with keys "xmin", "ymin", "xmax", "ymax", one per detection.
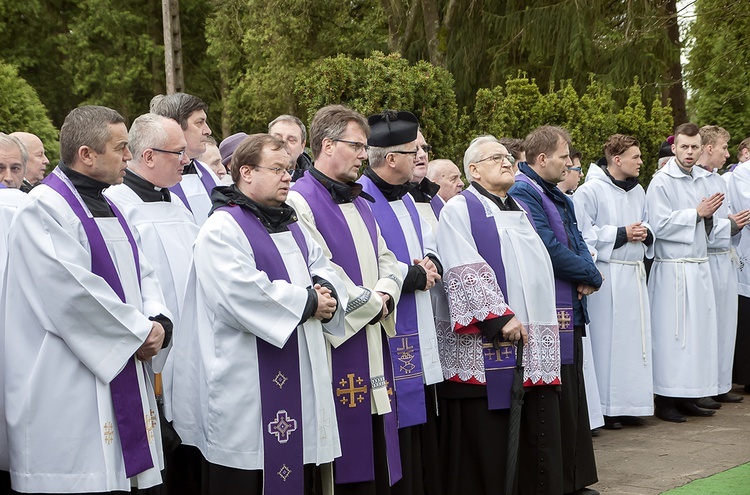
[{"xmin": 505, "ymin": 339, "xmax": 525, "ymax": 495}]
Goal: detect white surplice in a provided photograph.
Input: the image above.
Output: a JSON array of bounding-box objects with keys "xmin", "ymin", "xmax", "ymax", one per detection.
[
  {"xmin": 170, "ymin": 209, "xmax": 346, "ymax": 470},
  {"xmin": 3, "ymin": 182, "xmax": 169, "ymax": 492},
  {"xmin": 645, "ymin": 158, "xmax": 719, "ymax": 397},
  {"xmin": 434, "ymin": 186, "xmax": 560, "ymax": 385},
  {"xmin": 105, "ymin": 182, "xmax": 201, "ymax": 418},
  {"xmin": 0, "ymin": 188, "xmax": 27, "ymax": 471},
  {"xmin": 728, "ymin": 161, "xmax": 750, "ymax": 298},
  {"xmin": 374, "ymin": 193, "xmax": 443, "ymax": 386},
  {"xmin": 179, "ymin": 161, "xmax": 220, "ymax": 225},
  {"xmin": 287, "ymin": 189, "xmax": 402, "ymax": 415},
  {"xmin": 702, "ymin": 170, "xmax": 738, "ymax": 394},
  {"xmin": 573, "ymin": 164, "xmax": 654, "ymax": 416}
]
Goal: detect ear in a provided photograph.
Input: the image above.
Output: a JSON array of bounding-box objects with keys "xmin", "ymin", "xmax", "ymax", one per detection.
[
  {"xmin": 78, "ymin": 145, "xmax": 95, "ymax": 167},
  {"xmin": 536, "ymin": 152, "xmax": 547, "ymax": 167},
  {"xmin": 386, "ymin": 152, "xmax": 397, "ymax": 169},
  {"xmin": 143, "ymin": 149, "xmax": 156, "ymax": 170},
  {"xmin": 322, "ymin": 138, "xmax": 334, "ymax": 157},
  {"xmin": 468, "ymin": 163, "xmax": 481, "ymax": 181},
  {"xmin": 705, "ymin": 144, "xmax": 713, "ymax": 155},
  {"xmin": 239, "ymin": 164, "xmax": 253, "ymax": 184}
]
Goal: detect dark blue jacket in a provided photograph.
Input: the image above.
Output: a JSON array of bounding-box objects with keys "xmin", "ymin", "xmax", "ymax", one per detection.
[{"xmin": 509, "ymin": 162, "xmax": 602, "ymax": 326}]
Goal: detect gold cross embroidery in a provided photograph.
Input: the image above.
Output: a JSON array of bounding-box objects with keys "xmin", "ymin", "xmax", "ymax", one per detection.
[{"xmin": 336, "ymin": 373, "xmax": 368, "ymax": 408}]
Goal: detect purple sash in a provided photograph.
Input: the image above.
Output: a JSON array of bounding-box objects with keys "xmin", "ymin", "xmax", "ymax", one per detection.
[
  {"xmin": 358, "ymin": 176, "xmax": 427, "ymax": 428},
  {"xmin": 514, "ymin": 174, "xmax": 574, "ymax": 364},
  {"xmin": 430, "ymin": 194, "xmax": 443, "ymax": 218},
  {"xmin": 462, "ymin": 190, "xmax": 517, "ymax": 410},
  {"xmin": 169, "ymin": 160, "xmax": 217, "ymax": 212},
  {"xmin": 217, "ymin": 204, "xmax": 307, "ymax": 494},
  {"xmin": 43, "ymin": 170, "xmax": 153, "ymax": 478},
  {"xmin": 0, "ymin": 183, "xmax": 6, "ymax": 189},
  {"xmin": 293, "ymin": 173, "xmax": 402, "ymax": 485}
]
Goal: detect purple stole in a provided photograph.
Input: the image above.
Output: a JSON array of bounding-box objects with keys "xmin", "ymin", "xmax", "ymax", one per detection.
[
  {"xmin": 43, "ymin": 169, "xmax": 154, "ymax": 478},
  {"xmin": 461, "ymin": 190, "xmax": 517, "ymax": 410},
  {"xmin": 0, "ymin": 183, "xmax": 6, "ymax": 189},
  {"xmin": 217, "ymin": 204, "xmax": 307, "ymax": 494},
  {"xmin": 430, "ymin": 194, "xmax": 443, "ymax": 218},
  {"xmin": 169, "ymin": 160, "xmax": 216, "ymax": 212},
  {"xmin": 292, "ymin": 174, "xmax": 402, "ymax": 485},
  {"xmin": 514, "ymin": 174, "xmax": 574, "ymax": 364},
  {"xmin": 358, "ymin": 176, "xmax": 427, "ymax": 427}
]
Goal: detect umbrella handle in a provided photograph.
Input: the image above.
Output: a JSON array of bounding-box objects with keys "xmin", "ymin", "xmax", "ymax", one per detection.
[{"xmin": 515, "ymin": 339, "xmax": 524, "ymax": 369}]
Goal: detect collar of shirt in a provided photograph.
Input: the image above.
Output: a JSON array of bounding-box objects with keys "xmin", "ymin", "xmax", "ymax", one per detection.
[
  {"xmin": 518, "ymin": 161, "xmax": 568, "ymax": 206},
  {"xmin": 408, "ymin": 177, "xmax": 440, "ymax": 203},
  {"xmin": 59, "ymin": 162, "xmax": 114, "ymax": 217},
  {"xmin": 308, "ymin": 166, "xmax": 374, "ymax": 204},
  {"xmin": 471, "ymin": 181, "xmax": 520, "ymax": 211},
  {"xmin": 599, "ymin": 163, "xmax": 640, "ymax": 192},
  {"xmin": 123, "ymin": 169, "xmax": 171, "ymax": 203},
  {"xmin": 363, "ymin": 166, "xmax": 410, "ymax": 201},
  {"xmin": 210, "ymin": 184, "xmax": 298, "ymax": 233}
]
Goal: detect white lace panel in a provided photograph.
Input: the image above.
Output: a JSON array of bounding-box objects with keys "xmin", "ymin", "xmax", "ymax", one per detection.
[
  {"xmin": 524, "ymin": 323, "xmax": 561, "ymax": 385},
  {"xmin": 435, "ymin": 317, "xmax": 485, "ymax": 382},
  {"xmin": 443, "ymin": 262, "xmax": 509, "ymax": 329}
]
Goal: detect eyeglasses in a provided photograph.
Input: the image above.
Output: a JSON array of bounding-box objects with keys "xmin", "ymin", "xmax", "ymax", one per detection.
[
  {"xmin": 388, "ymin": 149, "xmax": 420, "ymax": 158},
  {"xmin": 475, "ymin": 153, "xmax": 515, "ymax": 166},
  {"xmin": 151, "ymin": 148, "xmax": 186, "ymax": 160},
  {"xmin": 333, "ymin": 139, "xmax": 370, "ymax": 153},
  {"xmin": 254, "ymin": 165, "xmax": 291, "ymax": 176},
  {"xmin": 567, "ymin": 166, "xmax": 582, "ymax": 172},
  {"xmin": 420, "ymin": 144, "xmax": 432, "ymax": 153}
]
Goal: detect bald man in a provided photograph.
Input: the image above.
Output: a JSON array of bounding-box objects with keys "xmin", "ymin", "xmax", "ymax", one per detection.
[
  {"xmin": 10, "ymin": 132, "xmax": 49, "ymax": 193},
  {"xmin": 426, "ymin": 158, "xmax": 464, "ymax": 204}
]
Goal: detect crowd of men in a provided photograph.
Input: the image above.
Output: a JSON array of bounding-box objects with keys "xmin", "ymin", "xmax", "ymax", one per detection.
[{"xmin": 1, "ymin": 93, "xmax": 749, "ymax": 495}]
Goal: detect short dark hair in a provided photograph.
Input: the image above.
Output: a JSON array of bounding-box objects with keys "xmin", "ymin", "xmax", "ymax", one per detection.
[
  {"xmin": 570, "ymin": 148, "xmax": 583, "ymax": 161},
  {"xmin": 524, "ymin": 126, "xmax": 571, "ymax": 165},
  {"xmin": 230, "ymin": 134, "xmax": 286, "ymax": 184},
  {"xmin": 60, "ymin": 106, "xmax": 125, "ymax": 167},
  {"xmin": 309, "ymin": 105, "xmax": 369, "ymax": 159},
  {"xmin": 150, "ymin": 93, "xmax": 208, "ymax": 131},
  {"xmin": 674, "ymin": 122, "xmax": 700, "ymax": 139},
  {"xmin": 603, "ymin": 134, "xmax": 640, "ymax": 164},
  {"xmin": 498, "ymin": 137, "xmax": 525, "ymax": 160}
]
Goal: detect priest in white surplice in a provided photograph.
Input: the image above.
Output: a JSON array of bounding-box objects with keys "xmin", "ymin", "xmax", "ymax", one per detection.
[
  {"xmin": 170, "ymin": 134, "xmax": 346, "ymax": 494},
  {"xmin": 104, "ymin": 113, "xmax": 203, "ymax": 494},
  {"xmin": 0, "ymin": 133, "xmax": 29, "ymax": 492},
  {"xmin": 287, "ymin": 105, "xmax": 404, "ymax": 495},
  {"xmin": 4, "ymin": 106, "xmax": 170, "ymax": 493},
  {"xmin": 573, "ymin": 135, "xmax": 655, "ymax": 427},
  {"xmin": 150, "ymin": 92, "xmax": 220, "ymax": 225},
  {"xmin": 645, "ymin": 122, "xmax": 723, "ymax": 423},
  {"xmin": 436, "ymin": 135, "xmax": 563, "ymax": 494},
  {"xmin": 359, "ymin": 111, "xmax": 444, "ymax": 495},
  {"xmin": 696, "ymin": 125, "xmax": 749, "ymax": 406}
]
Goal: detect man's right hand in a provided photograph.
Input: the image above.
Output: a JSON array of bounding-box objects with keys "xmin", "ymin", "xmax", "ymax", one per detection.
[
  {"xmin": 377, "ymin": 291, "xmax": 391, "ymax": 321},
  {"xmin": 696, "ymin": 192, "xmax": 724, "ymax": 218},
  {"xmin": 625, "ymin": 222, "xmax": 649, "ymax": 242},
  {"xmin": 137, "ymin": 322, "xmax": 165, "ymax": 361},
  {"xmin": 313, "ymin": 284, "xmax": 337, "ymax": 320},
  {"xmin": 498, "ymin": 316, "xmax": 527, "ymax": 345}
]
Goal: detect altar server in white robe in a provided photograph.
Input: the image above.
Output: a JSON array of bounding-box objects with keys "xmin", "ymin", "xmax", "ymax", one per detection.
[
  {"xmin": 645, "ymin": 122, "xmax": 723, "ymax": 423},
  {"xmin": 696, "ymin": 126, "xmax": 750, "ymax": 405},
  {"xmin": 150, "ymin": 92, "xmax": 220, "ymax": 225},
  {"xmin": 4, "ymin": 106, "xmax": 170, "ymax": 493},
  {"xmin": 171, "ymin": 134, "xmax": 346, "ymax": 495},
  {"xmin": 287, "ymin": 105, "xmax": 404, "ymax": 495},
  {"xmin": 573, "ymin": 135, "xmax": 655, "ymax": 427},
  {"xmin": 0, "ymin": 133, "xmax": 28, "ymax": 491}
]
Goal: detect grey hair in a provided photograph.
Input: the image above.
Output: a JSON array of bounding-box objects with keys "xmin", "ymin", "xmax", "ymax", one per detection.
[
  {"xmin": 0, "ymin": 133, "xmax": 28, "ymax": 168},
  {"xmin": 463, "ymin": 135, "xmax": 501, "ymax": 177},
  {"xmin": 367, "ymin": 144, "xmax": 406, "ymax": 169},
  {"xmin": 128, "ymin": 113, "xmax": 171, "ymax": 163},
  {"xmin": 60, "ymin": 106, "xmax": 125, "ymax": 166},
  {"xmin": 309, "ymin": 105, "xmax": 370, "ymax": 159},
  {"xmin": 268, "ymin": 114, "xmax": 307, "ymax": 143}
]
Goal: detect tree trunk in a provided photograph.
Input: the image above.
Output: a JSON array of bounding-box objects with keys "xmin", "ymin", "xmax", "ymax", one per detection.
[
  {"xmin": 664, "ymin": 0, "xmax": 687, "ymax": 125},
  {"xmin": 421, "ymin": 0, "xmax": 444, "ymax": 66}
]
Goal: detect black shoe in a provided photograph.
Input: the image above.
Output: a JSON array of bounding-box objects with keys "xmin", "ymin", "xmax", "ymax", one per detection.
[
  {"xmin": 603, "ymin": 416, "xmax": 623, "ymax": 430},
  {"xmin": 714, "ymin": 392, "xmax": 744, "ymax": 403},
  {"xmin": 655, "ymin": 404, "xmax": 686, "ymax": 423},
  {"xmin": 675, "ymin": 400, "xmax": 716, "ymax": 417},
  {"xmin": 617, "ymin": 415, "xmax": 645, "ymax": 427},
  {"xmin": 744, "ymin": 384, "xmax": 750, "ymax": 394},
  {"xmin": 695, "ymin": 397, "xmax": 721, "ymax": 410},
  {"xmin": 591, "ymin": 427, "xmax": 600, "ymax": 437},
  {"xmin": 566, "ymin": 488, "xmax": 600, "ymax": 495}
]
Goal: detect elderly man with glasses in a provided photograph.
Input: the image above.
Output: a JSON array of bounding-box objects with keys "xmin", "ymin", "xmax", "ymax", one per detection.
[{"xmin": 435, "ymin": 135, "xmax": 564, "ymax": 495}]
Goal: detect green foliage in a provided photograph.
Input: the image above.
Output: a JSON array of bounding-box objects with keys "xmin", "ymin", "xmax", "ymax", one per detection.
[
  {"xmin": 0, "ymin": 61, "xmax": 59, "ymax": 163},
  {"xmin": 295, "ymin": 52, "xmax": 460, "ymax": 161},
  {"xmin": 686, "ymin": 0, "xmax": 750, "ymax": 160},
  {"xmin": 473, "ymin": 74, "xmax": 672, "ymax": 186}
]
